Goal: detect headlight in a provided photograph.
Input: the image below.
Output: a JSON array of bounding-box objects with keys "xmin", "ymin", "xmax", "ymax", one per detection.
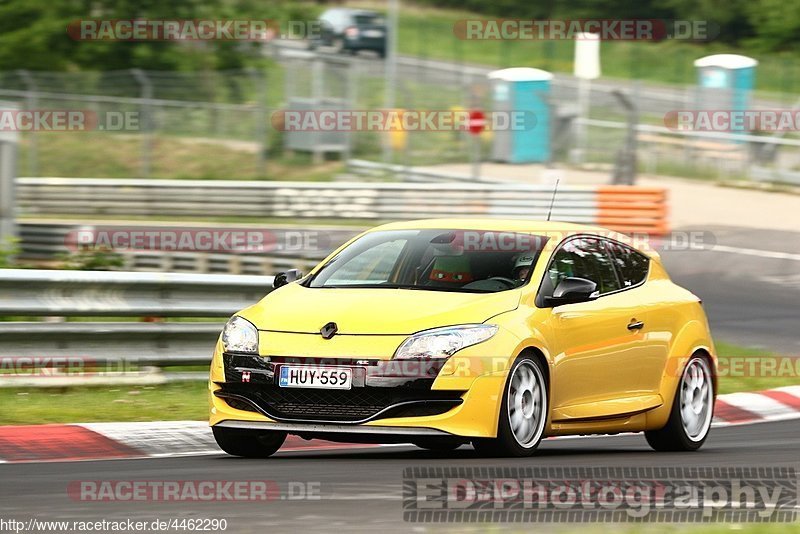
[
  {"xmin": 394, "ymin": 324, "xmax": 498, "ymax": 360},
  {"xmin": 222, "ymin": 316, "xmax": 258, "ymax": 354}
]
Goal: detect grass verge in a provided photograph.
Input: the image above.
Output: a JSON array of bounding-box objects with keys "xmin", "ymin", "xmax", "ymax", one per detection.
[
  {"xmin": 0, "ymin": 382, "xmax": 207, "ymax": 425},
  {"xmin": 19, "ymin": 133, "xmax": 343, "ymax": 181}
]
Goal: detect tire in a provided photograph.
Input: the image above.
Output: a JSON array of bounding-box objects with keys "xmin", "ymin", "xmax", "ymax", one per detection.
[
  {"xmin": 472, "ymin": 356, "xmax": 548, "ymax": 458},
  {"xmin": 212, "ymin": 426, "xmax": 287, "ymax": 458},
  {"xmin": 645, "ymin": 354, "xmax": 714, "ymax": 452},
  {"xmin": 332, "ymin": 37, "xmax": 345, "ymax": 53},
  {"xmin": 412, "ymin": 437, "xmax": 465, "ymax": 452}
]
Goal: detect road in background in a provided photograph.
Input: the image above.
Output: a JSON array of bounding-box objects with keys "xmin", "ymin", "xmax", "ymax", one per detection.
[{"xmin": 662, "ymin": 226, "xmax": 800, "ymax": 354}]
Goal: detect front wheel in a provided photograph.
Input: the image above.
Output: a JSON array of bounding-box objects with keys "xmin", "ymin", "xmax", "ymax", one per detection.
[
  {"xmin": 645, "ymin": 354, "xmax": 714, "ymax": 451},
  {"xmin": 212, "ymin": 426, "xmax": 287, "ymax": 458},
  {"xmin": 472, "ymin": 356, "xmax": 548, "ymax": 457}
]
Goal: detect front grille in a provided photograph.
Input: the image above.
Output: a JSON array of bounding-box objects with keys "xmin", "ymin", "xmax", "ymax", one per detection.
[{"xmin": 217, "ymin": 385, "xmax": 464, "ymax": 423}]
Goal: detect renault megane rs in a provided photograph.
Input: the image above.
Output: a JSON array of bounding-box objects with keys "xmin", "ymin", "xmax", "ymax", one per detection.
[{"xmin": 209, "ymin": 219, "xmax": 716, "ymax": 457}]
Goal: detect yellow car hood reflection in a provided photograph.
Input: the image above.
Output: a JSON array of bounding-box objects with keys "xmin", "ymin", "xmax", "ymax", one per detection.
[{"xmin": 242, "ymin": 282, "xmax": 522, "ymax": 335}]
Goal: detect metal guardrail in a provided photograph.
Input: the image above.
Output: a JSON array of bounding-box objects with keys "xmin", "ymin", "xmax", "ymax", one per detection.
[
  {"xmin": 0, "ymin": 269, "xmax": 272, "ymax": 317},
  {"xmin": 17, "ymin": 177, "xmax": 669, "ymax": 234},
  {"xmin": 0, "ymin": 269, "xmax": 275, "ymax": 386}
]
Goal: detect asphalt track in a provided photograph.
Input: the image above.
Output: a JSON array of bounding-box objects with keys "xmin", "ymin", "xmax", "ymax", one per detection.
[
  {"xmin": 659, "ymin": 226, "xmax": 800, "ymax": 354},
  {"xmin": 1, "ymin": 419, "xmax": 798, "ymax": 532}
]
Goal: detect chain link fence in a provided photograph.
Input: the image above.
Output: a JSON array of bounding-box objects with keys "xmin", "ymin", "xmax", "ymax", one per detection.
[{"xmin": 3, "ymin": 51, "xmax": 800, "ymax": 183}]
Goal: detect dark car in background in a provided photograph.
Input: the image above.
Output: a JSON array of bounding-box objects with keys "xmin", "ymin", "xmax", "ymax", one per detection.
[{"xmin": 309, "ymin": 8, "xmax": 387, "ymax": 58}]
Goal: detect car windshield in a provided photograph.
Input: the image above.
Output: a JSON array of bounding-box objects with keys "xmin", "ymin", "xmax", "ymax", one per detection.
[{"xmin": 307, "ymin": 229, "xmax": 547, "ymax": 293}]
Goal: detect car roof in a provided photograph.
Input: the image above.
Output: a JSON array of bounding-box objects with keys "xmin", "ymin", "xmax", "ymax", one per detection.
[{"xmin": 366, "ymin": 218, "xmax": 660, "ymax": 259}]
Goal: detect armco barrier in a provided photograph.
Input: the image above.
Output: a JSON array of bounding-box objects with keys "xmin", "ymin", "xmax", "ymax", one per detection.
[
  {"xmin": 0, "ymin": 269, "xmax": 274, "ymax": 384},
  {"xmin": 0, "ymin": 269, "xmax": 271, "ymax": 317},
  {"xmin": 17, "ymin": 178, "xmax": 669, "ymax": 235}
]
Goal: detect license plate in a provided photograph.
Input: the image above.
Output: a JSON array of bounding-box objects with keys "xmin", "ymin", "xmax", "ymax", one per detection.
[
  {"xmin": 278, "ymin": 366, "xmax": 353, "ymax": 390},
  {"xmin": 363, "ymin": 30, "xmax": 383, "ymax": 38}
]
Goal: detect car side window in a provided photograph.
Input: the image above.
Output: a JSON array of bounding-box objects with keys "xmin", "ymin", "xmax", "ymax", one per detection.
[
  {"xmin": 606, "ymin": 241, "xmax": 650, "ymax": 288},
  {"xmin": 548, "ymin": 238, "xmax": 621, "ymax": 295}
]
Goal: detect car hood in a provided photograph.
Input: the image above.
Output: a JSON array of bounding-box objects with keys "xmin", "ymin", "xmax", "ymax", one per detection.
[{"xmin": 238, "ymin": 282, "xmax": 521, "ymax": 335}]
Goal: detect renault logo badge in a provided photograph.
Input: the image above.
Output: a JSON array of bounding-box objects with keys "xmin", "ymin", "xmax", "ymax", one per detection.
[{"xmin": 320, "ymin": 322, "xmax": 338, "ymax": 339}]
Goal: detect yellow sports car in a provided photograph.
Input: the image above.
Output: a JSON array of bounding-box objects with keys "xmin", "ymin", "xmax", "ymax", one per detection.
[{"xmin": 209, "ymin": 219, "xmax": 716, "ymax": 457}]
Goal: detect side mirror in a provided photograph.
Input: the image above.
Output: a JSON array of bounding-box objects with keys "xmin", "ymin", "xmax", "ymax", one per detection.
[
  {"xmin": 272, "ymin": 269, "xmax": 303, "ymax": 289},
  {"xmin": 545, "ymin": 277, "xmax": 598, "ymax": 307}
]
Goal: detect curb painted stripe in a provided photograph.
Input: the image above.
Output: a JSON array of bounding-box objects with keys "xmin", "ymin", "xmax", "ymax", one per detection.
[
  {"xmin": 758, "ymin": 390, "xmax": 800, "ymax": 411},
  {"xmin": 0, "ymin": 424, "xmax": 142, "ymax": 463},
  {"xmin": 713, "ymin": 400, "xmax": 761, "ymax": 423},
  {"xmin": 716, "ymin": 391, "xmax": 797, "ymax": 421}
]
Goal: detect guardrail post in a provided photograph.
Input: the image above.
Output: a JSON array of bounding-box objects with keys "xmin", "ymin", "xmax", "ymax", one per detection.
[{"xmin": 0, "ymin": 101, "xmax": 18, "ymax": 250}]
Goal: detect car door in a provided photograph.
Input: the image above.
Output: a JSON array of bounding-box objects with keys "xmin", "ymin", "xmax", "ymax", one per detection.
[
  {"xmin": 605, "ymin": 239, "xmax": 668, "ymax": 395},
  {"xmin": 540, "ymin": 237, "xmax": 658, "ymax": 422}
]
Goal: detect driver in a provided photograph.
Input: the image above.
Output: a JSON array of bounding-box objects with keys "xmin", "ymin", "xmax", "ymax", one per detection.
[{"xmin": 512, "ymin": 255, "xmax": 534, "ymax": 282}]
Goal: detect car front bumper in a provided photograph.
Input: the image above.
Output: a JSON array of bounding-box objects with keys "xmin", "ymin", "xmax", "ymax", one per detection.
[{"xmin": 208, "ymin": 341, "xmax": 510, "ymax": 439}]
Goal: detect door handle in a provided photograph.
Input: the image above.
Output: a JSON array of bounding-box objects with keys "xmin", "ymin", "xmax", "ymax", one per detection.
[{"xmin": 627, "ymin": 320, "xmax": 644, "ymax": 331}]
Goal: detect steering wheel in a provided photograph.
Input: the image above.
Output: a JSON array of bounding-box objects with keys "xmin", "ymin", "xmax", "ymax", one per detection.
[{"xmin": 487, "ymin": 276, "xmax": 518, "ymax": 288}]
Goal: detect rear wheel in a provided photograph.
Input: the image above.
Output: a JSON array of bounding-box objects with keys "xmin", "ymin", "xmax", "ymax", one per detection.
[
  {"xmin": 212, "ymin": 426, "xmax": 287, "ymax": 458},
  {"xmin": 645, "ymin": 354, "xmax": 714, "ymax": 451},
  {"xmin": 472, "ymin": 356, "xmax": 548, "ymax": 457}
]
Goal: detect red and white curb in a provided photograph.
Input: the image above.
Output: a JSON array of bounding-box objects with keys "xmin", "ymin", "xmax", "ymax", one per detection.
[
  {"xmin": 1, "ymin": 387, "xmax": 799, "ymax": 464},
  {"xmin": 713, "ymin": 385, "xmax": 800, "ymax": 424}
]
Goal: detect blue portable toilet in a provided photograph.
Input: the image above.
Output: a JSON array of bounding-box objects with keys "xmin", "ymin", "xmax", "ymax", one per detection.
[
  {"xmin": 694, "ymin": 54, "xmax": 758, "ymax": 128},
  {"xmin": 488, "ymin": 67, "xmax": 552, "ymax": 163}
]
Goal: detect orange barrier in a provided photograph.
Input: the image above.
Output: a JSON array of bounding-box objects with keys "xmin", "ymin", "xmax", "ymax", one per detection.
[{"xmin": 596, "ymin": 186, "xmax": 669, "ymax": 236}]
